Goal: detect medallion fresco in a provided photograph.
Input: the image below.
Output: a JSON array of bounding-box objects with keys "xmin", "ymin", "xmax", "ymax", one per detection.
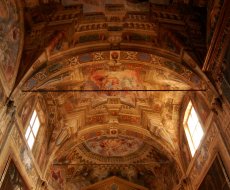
[
  {"xmin": 53, "ymin": 126, "xmax": 173, "ymax": 165},
  {"xmin": 80, "ymin": 69, "xmax": 146, "ymax": 106},
  {"xmin": 85, "ymin": 136, "xmax": 143, "ymax": 157},
  {"xmin": 0, "ymin": 0, "xmax": 20, "ymax": 86}
]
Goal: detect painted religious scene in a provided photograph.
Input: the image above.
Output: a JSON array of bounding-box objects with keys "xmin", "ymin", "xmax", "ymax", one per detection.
[
  {"xmin": 18, "ymin": 49, "xmax": 199, "ymax": 190},
  {"xmin": 0, "ymin": 0, "xmax": 230, "ymax": 190},
  {"xmin": 80, "ymin": 69, "xmax": 146, "ymax": 106},
  {"xmin": 84, "ymin": 135, "xmax": 144, "ymax": 157}
]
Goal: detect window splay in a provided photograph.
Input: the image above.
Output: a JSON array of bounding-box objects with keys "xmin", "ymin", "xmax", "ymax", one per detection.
[
  {"xmin": 184, "ymin": 101, "xmax": 204, "ymax": 156},
  {"xmin": 25, "ymin": 110, "xmax": 41, "ymax": 149}
]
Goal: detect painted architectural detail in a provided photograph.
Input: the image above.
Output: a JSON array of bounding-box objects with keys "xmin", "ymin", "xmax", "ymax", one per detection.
[{"xmin": 0, "ymin": 1, "xmax": 230, "ymax": 190}]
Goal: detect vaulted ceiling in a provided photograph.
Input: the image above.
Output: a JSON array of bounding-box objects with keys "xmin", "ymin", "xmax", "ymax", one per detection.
[{"xmin": 12, "ymin": 0, "xmax": 211, "ymax": 189}]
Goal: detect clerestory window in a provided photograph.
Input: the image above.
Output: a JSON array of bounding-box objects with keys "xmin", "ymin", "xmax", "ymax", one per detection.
[
  {"xmin": 183, "ymin": 101, "xmax": 204, "ymax": 156},
  {"xmin": 25, "ymin": 110, "xmax": 41, "ymax": 149}
]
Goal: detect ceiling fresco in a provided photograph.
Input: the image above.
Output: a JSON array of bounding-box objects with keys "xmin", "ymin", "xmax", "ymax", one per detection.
[
  {"xmin": 21, "ymin": 51, "xmax": 200, "ymax": 153},
  {"xmin": 51, "ymin": 130, "xmax": 178, "ymax": 190},
  {"xmin": 16, "ymin": 50, "xmax": 203, "ymax": 189},
  {"xmin": 84, "ymin": 135, "xmax": 144, "ymax": 157},
  {"xmin": 53, "ymin": 126, "xmax": 173, "ymax": 163},
  {"xmin": 80, "ymin": 69, "xmax": 146, "ymax": 107},
  {"xmin": 49, "ymin": 160, "xmax": 179, "ymax": 190},
  {"xmin": 23, "ymin": 51, "xmax": 200, "ymax": 91},
  {"xmin": 14, "ymin": 0, "xmax": 212, "ymax": 189},
  {"xmin": 20, "ymin": 0, "xmax": 207, "ymax": 79}
]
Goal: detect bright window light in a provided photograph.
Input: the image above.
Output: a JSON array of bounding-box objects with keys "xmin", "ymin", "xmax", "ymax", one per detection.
[
  {"xmin": 25, "ymin": 110, "xmax": 41, "ymax": 149},
  {"xmin": 184, "ymin": 101, "xmax": 204, "ymax": 156}
]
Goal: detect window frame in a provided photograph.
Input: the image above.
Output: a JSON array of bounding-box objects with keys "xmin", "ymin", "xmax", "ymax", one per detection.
[
  {"xmin": 25, "ymin": 109, "xmax": 41, "ymax": 150},
  {"xmin": 183, "ymin": 101, "xmax": 204, "ymax": 156}
]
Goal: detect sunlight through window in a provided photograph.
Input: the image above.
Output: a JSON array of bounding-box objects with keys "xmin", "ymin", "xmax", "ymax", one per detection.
[
  {"xmin": 25, "ymin": 110, "xmax": 41, "ymax": 149},
  {"xmin": 184, "ymin": 101, "xmax": 204, "ymax": 156}
]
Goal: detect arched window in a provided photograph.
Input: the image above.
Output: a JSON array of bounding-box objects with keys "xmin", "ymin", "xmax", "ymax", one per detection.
[
  {"xmin": 25, "ymin": 110, "xmax": 41, "ymax": 149},
  {"xmin": 183, "ymin": 101, "xmax": 204, "ymax": 156}
]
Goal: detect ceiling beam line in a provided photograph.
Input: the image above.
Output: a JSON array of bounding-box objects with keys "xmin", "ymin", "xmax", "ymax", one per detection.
[
  {"xmin": 53, "ymin": 162, "xmax": 171, "ymax": 166},
  {"xmin": 22, "ymin": 89, "xmax": 206, "ymax": 93}
]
